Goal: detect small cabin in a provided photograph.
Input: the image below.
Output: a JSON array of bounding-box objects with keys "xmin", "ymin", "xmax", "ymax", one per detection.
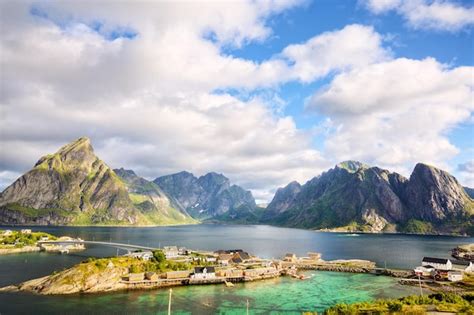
[
  {"xmin": 145, "ymin": 272, "xmax": 159, "ymax": 281},
  {"xmin": 165, "ymin": 270, "xmax": 191, "ymax": 279},
  {"xmin": 447, "ymin": 271, "xmax": 463, "ymax": 282},
  {"xmin": 422, "ymin": 257, "xmax": 452, "ymax": 270},
  {"xmin": 192, "ymin": 266, "xmax": 216, "ymax": 279},
  {"xmin": 124, "ymin": 273, "xmax": 144, "ymax": 282},
  {"xmin": 284, "ymin": 253, "xmax": 297, "ymax": 263}
]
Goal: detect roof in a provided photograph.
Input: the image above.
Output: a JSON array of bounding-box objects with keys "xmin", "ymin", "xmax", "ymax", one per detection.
[
  {"xmin": 194, "ymin": 266, "xmax": 215, "ymax": 273},
  {"xmin": 237, "ymin": 252, "xmax": 250, "ymax": 260},
  {"xmin": 452, "ymin": 260, "xmax": 471, "ymax": 266},
  {"xmin": 422, "ymin": 257, "xmax": 450, "ymax": 264},
  {"xmin": 218, "ymin": 254, "xmax": 233, "ymax": 260},
  {"xmin": 231, "ymin": 257, "xmax": 243, "ymax": 264},
  {"xmin": 285, "ymin": 253, "xmax": 296, "ymax": 257}
]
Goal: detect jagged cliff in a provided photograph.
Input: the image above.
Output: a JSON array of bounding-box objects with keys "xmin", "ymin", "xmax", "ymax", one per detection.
[
  {"xmin": 0, "ymin": 137, "xmax": 195, "ymax": 225},
  {"xmin": 263, "ymin": 161, "xmax": 474, "ymax": 235},
  {"xmin": 154, "ymin": 171, "xmax": 256, "ymax": 219}
]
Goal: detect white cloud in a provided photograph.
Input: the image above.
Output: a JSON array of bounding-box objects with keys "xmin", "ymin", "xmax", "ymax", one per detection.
[
  {"xmin": 363, "ymin": 0, "xmax": 474, "ymax": 31},
  {"xmin": 308, "ymin": 57, "xmax": 474, "ymax": 175},
  {"xmin": 281, "ymin": 24, "xmax": 391, "ymax": 82}
]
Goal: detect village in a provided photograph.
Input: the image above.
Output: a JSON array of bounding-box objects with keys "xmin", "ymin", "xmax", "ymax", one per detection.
[{"xmin": 1, "ymin": 229, "xmax": 472, "ymax": 295}]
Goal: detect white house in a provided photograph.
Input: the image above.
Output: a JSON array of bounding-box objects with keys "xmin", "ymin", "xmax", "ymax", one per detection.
[
  {"xmin": 127, "ymin": 251, "xmax": 154, "ymax": 261},
  {"xmin": 191, "ymin": 267, "xmax": 216, "ymax": 279},
  {"xmin": 414, "ymin": 265, "xmax": 435, "ymax": 277},
  {"xmin": 452, "ymin": 260, "xmax": 474, "ymax": 272},
  {"xmin": 2, "ymin": 230, "xmax": 13, "ymax": 236},
  {"xmin": 422, "ymin": 257, "xmax": 452, "ymax": 270},
  {"xmin": 163, "ymin": 246, "xmax": 179, "ymax": 259},
  {"xmin": 20, "ymin": 229, "xmax": 32, "ymax": 234},
  {"xmin": 447, "ymin": 271, "xmax": 463, "ymax": 282}
]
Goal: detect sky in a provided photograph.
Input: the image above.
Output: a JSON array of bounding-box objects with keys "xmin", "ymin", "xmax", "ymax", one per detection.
[{"xmin": 0, "ymin": 0, "xmax": 473, "ymax": 202}]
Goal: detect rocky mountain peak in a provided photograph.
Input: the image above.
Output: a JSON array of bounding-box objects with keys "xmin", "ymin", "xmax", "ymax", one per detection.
[{"xmin": 336, "ymin": 160, "xmax": 368, "ymax": 173}]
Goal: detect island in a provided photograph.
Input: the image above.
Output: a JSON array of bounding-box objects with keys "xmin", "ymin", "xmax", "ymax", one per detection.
[{"xmin": 0, "ymin": 229, "xmax": 85, "ymax": 255}]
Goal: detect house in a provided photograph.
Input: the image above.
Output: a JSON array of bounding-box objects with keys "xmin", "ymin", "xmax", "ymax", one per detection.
[
  {"xmin": 231, "ymin": 252, "xmax": 250, "ymax": 264},
  {"xmin": 165, "ymin": 270, "xmax": 191, "ymax": 279},
  {"xmin": 145, "ymin": 272, "xmax": 159, "ymax": 281},
  {"xmin": 414, "ymin": 265, "xmax": 435, "ymax": 277},
  {"xmin": 192, "ymin": 266, "xmax": 216, "ymax": 279},
  {"xmin": 40, "ymin": 236, "xmax": 50, "ymax": 241},
  {"xmin": 2, "ymin": 230, "xmax": 12, "ymax": 236},
  {"xmin": 451, "ymin": 260, "xmax": 473, "ymax": 272},
  {"xmin": 206, "ymin": 256, "xmax": 217, "ymax": 263},
  {"xmin": 178, "ymin": 247, "xmax": 188, "ymax": 255},
  {"xmin": 308, "ymin": 252, "xmax": 321, "ymax": 261},
  {"xmin": 20, "ymin": 229, "xmax": 32, "ymax": 234},
  {"xmin": 447, "ymin": 271, "xmax": 463, "ymax": 282},
  {"xmin": 123, "ymin": 273, "xmax": 144, "ymax": 282},
  {"xmin": 284, "ymin": 253, "xmax": 297, "ymax": 263},
  {"xmin": 163, "ymin": 246, "xmax": 179, "ymax": 259},
  {"xmin": 218, "ymin": 254, "xmax": 233, "ymax": 266},
  {"xmin": 422, "ymin": 257, "xmax": 452, "ymax": 270},
  {"xmin": 127, "ymin": 251, "xmax": 153, "ymax": 261}
]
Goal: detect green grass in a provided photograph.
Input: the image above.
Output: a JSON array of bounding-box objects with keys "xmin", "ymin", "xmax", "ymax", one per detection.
[
  {"xmin": 0, "ymin": 230, "xmax": 57, "ymax": 247},
  {"xmin": 5, "ymin": 203, "xmax": 69, "ymax": 218},
  {"xmin": 324, "ymin": 293, "xmax": 474, "ymax": 314}
]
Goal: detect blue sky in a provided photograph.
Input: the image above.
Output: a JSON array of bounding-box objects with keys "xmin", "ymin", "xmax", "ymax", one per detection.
[{"xmin": 1, "ymin": 0, "xmax": 473, "ymax": 200}]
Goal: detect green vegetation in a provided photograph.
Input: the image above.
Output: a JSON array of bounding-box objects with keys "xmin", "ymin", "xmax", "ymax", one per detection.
[
  {"xmin": 0, "ymin": 230, "xmax": 57, "ymax": 248},
  {"xmin": 5, "ymin": 203, "xmax": 69, "ymax": 218},
  {"xmin": 324, "ymin": 293, "xmax": 474, "ymax": 314},
  {"xmin": 401, "ymin": 219, "xmax": 434, "ymax": 234}
]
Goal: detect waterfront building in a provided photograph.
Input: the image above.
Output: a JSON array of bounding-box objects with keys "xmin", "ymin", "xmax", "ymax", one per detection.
[
  {"xmin": 422, "ymin": 257, "xmax": 452, "ymax": 270},
  {"xmin": 165, "ymin": 270, "xmax": 192, "ymax": 279},
  {"xmin": 145, "ymin": 272, "xmax": 159, "ymax": 281},
  {"xmin": 447, "ymin": 271, "xmax": 463, "ymax": 282},
  {"xmin": 218, "ymin": 254, "xmax": 233, "ymax": 265},
  {"xmin": 192, "ymin": 267, "xmax": 216, "ymax": 279},
  {"xmin": 124, "ymin": 273, "xmax": 144, "ymax": 282},
  {"xmin": 451, "ymin": 260, "xmax": 473, "ymax": 272},
  {"xmin": 2, "ymin": 230, "xmax": 12, "ymax": 236},
  {"xmin": 414, "ymin": 265, "xmax": 435, "ymax": 277},
  {"xmin": 20, "ymin": 229, "xmax": 32, "ymax": 234},
  {"xmin": 284, "ymin": 253, "xmax": 297, "ymax": 263}
]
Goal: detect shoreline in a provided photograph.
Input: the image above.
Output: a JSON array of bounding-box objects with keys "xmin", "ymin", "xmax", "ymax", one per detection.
[{"xmin": 1, "ymin": 223, "xmax": 471, "ymax": 237}]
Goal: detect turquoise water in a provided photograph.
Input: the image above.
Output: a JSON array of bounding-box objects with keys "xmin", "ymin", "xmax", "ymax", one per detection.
[
  {"xmin": 0, "ymin": 224, "xmax": 469, "ymax": 314},
  {"xmin": 0, "ymin": 271, "xmax": 419, "ymax": 314}
]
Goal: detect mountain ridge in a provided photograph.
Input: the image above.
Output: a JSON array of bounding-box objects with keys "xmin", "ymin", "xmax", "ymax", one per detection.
[{"xmin": 261, "ymin": 162, "xmax": 473, "ymax": 235}]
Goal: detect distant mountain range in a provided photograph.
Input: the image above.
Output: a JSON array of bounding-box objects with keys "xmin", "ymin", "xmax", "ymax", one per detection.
[{"xmin": 0, "ymin": 137, "xmax": 472, "ymax": 235}]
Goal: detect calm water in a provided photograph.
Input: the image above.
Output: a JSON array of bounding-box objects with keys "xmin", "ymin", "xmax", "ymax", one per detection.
[{"xmin": 0, "ymin": 224, "xmax": 471, "ymax": 314}]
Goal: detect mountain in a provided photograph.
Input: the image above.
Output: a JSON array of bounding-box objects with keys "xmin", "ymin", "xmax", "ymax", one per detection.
[
  {"xmin": 113, "ymin": 168, "xmax": 195, "ymax": 225},
  {"xmin": 262, "ymin": 161, "xmax": 474, "ymax": 235},
  {"xmin": 154, "ymin": 171, "xmax": 256, "ymax": 219},
  {"xmin": 464, "ymin": 187, "xmax": 474, "ymax": 199},
  {"xmin": 0, "ymin": 137, "xmax": 194, "ymax": 226}
]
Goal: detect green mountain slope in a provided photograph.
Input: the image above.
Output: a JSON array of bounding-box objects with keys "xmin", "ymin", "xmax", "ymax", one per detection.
[{"xmin": 0, "ymin": 137, "xmax": 195, "ymax": 226}]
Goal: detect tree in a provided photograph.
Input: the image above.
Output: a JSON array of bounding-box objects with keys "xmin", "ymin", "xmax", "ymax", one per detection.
[{"xmin": 152, "ymin": 250, "xmax": 166, "ymax": 263}]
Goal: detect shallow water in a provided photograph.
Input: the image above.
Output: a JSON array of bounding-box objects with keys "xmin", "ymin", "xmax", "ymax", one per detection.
[{"xmin": 0, "ymin": 224, "xmax": 470, "ymax": 314}]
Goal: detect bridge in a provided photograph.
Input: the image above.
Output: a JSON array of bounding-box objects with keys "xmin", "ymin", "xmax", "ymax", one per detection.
[{"xmin": 37, "ymin": 240, "xmax": 157, "ymax": 254}]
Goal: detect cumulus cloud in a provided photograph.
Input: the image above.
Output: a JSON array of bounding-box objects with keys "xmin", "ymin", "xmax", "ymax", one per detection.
[
  {"xmin": 308, "ymin": 57, "xmax": 474, "ymax": 175},
  {"xmin": 363, "ymin": 0, "xmax": 474, "ymax": 31},
  {"xmin": 0, "ymin": 0, "xmax": 338, "ymax": 201}
]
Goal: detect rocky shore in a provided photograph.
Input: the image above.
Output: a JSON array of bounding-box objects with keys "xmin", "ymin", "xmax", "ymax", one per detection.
[{"xmin": 0, "ymin": 245, "xmax": 41, "ymax": 255}]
